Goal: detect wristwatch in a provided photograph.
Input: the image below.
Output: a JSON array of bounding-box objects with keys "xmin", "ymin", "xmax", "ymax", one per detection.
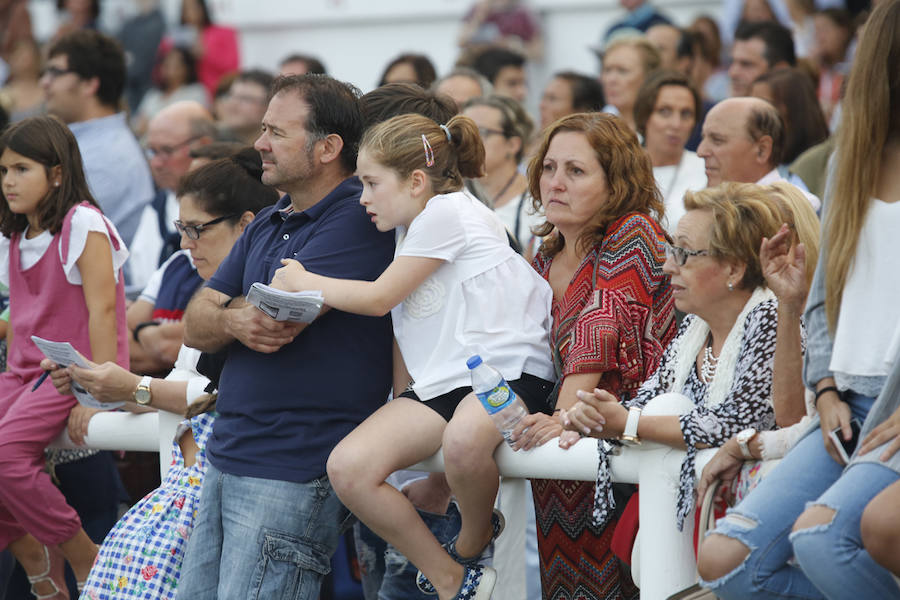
[
  {"xmin": 133, "ymin": 376, "xmax": 152, "ymax": 406},
  {"xmin": 621, "ymin": 407, "xmax": 642, "ymax": 445},
  {"xmin": 736, "ymin": 427, "xmax": 757, "ymax": 459}
]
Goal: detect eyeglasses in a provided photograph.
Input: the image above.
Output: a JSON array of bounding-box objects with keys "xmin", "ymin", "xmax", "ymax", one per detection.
[
  {"xmin": 40, "ymin": 66, "xmax": 77, "ymax": 79},
  {"xmin": 478, "ymin": 127, "xmax": 507, "ymax": 139},
  {"xmin": 665, "ymin": 242, "xmax": 709, "ymax": 266},
  {"xmin": 144, "ymin": 136, "xmax": 201, "ymax": 160},
  {"xmin": 173, "ymin": 214, "xmax": 239, "ymax": 240}
]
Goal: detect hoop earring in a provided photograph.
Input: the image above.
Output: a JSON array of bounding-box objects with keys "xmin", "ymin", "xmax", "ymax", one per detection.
[{"xmin": 727, "ymin": 281, "xmax": 734, "ymax": 291}]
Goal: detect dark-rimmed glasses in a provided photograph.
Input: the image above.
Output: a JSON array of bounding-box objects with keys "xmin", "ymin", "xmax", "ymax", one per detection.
[
  {"xmin": 145, "ymin": 136, "xmax": 201, "ymax": 160},
  {"xmin": 665, "ymin": 242, "xmax": 709, "ymax": 266},
  {"xmin": 477, "ymin": 127, "xmax": 507, "ymax": 139},
  {"xmin": 174, "ymin": 214, "xmax": 240, "ymax": 240},
  {"xmin": 40, "ymin": 66, "xmax": 77, "ymax": 79}
]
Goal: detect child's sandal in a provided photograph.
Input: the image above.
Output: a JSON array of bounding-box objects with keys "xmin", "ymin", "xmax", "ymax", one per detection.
[{"xmin": 25, "ymin": 545, "xmax": 69, "ymax": 600}]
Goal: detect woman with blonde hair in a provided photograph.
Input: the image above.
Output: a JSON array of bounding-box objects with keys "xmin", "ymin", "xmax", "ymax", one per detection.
[
  {"xmin": 568, "ymin": 182, "xmax": 786, "ymax": 536},
  {"xmin": 698, "ymin": 1, "xmax": 900, "ymax": 598},
  {"xmin": 600, "ymin": 37, "xmax": 661, "ymax": 131},
  {"xmin": 696, "ymin": 181, "xmax": 821, "ymax": 505}
]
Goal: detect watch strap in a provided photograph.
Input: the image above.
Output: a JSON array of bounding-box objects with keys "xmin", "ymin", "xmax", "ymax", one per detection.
[{"xmin": 621, "ymin": 407, "xmax": 642, "ymax": 444}]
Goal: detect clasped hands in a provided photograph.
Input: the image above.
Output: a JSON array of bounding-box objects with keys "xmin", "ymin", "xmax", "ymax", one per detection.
[{"xmin": 556, "ymin": 388, "xmax": 628, "ymax": 449}]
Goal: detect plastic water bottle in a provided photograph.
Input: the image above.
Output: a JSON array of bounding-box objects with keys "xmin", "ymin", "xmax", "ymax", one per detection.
[{"xmin": 467, "ymin": 355, "xmax": 528, "ymax": 446}]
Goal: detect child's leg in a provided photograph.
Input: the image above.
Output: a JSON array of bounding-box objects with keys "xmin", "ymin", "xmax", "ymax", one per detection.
[
  {"xmin": 327, "ymin": 397, "xmax": 464, "ymax": 598},
  {"xmin": 442, "ymin": 393, "xmax": 505, "ymax": 559},
  {"xmin": 0, "ymin": 382, "xmax": 81, "ymax": 551}
]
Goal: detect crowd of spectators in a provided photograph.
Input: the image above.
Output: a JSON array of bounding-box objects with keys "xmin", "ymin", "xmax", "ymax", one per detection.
[{"xmin": 0, "ymin": 0, "xmax": 898, "ymax": 600}]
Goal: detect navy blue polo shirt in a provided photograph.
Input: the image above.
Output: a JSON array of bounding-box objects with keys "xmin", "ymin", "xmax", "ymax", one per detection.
[{"xmin": 205, "ymin": 177, "xmax": 394, "ymax": 483}]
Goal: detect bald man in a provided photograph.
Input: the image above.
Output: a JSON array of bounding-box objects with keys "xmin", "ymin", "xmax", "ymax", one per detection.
[
  {"xmin": 697, "ymin": 97, "xmax": 820, "ymax": 209},
  {"xmin": 129, "ymin": 101, "xmax": 217, "ymax": 293}
]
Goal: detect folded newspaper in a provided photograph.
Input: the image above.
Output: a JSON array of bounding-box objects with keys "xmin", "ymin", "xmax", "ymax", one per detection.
[
  {"xmin": 246, "ymin": 282, "xmax": 324, "ymax": 323},
  {"xmin": 30, "ymin": 336, "xmax": 124, "ymax": 409}
]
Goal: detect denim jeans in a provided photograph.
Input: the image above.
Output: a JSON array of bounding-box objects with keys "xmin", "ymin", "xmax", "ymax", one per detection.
[
  {"xmin": 376, "ymin": 502, "xmax": 463, "ymax": 600},
  {"xmin": 702, "ymin": 392, "xmax": 899, "ymax": 600},
  {"xmin": 176, "ymin": 463, "xmax": 352, "ymax": 600},
  {"xmin": 353, "ymin": 522, "xmax": 386, "ymax": 600}
]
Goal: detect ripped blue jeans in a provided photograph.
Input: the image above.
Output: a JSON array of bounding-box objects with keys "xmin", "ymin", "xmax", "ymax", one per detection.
[{"xmin": 702, "ymin": 392, "xmax": 900, "ymax": 600}]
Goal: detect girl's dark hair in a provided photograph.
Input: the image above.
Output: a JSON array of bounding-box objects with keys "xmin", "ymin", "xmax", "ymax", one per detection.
[
  {"xmin": 0, "ymin": 116, "xmax": 99, "ymax": 237},
  {"xmin": 752, "ymin": 68, "xmax": 829, "ymax": 164},
  {"xmin": 159, "ymin": 45, "xmax": 199, "ymax": 88},
  {"xmin": 177, "ymin": 148, "xmax": 279, "ymax": 219},
  {"xmin": 378, "ymin": 53, "xmax": 437, "ymax": 89},
  {"xmin": 361, "ymin": 114, "xmax": 485, "ymax": 195},
  {"xmin": 181, "ymin": 0, "xmax": 212, "ymax": 27},
  {"xmin": 554, "ymin": 71, "xmax": 606, "ymax": 113}
]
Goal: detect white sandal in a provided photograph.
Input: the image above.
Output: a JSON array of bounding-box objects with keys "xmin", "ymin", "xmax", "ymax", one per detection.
[{"xmin": 25, "ymin": 545, "xmax": 69, "ymax": 600}]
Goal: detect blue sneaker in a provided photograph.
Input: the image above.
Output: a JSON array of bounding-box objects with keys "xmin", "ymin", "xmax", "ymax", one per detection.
[
  {"xmin": 416, "ymin": 509, "xmax": 505, "ymax": 594},
  {"xmin": 416, "ymin": 564, "xmax": 497, "ymax": 599},
  {"xmin": 452, "ymin": 565, "xmax": 496, "ymax": 600},
  {"xmin": 447, "ymin": 509, "xmax": 505, "ymax": 564}
]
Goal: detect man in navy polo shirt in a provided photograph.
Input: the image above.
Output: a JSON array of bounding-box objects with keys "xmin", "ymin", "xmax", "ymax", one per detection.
[{"xmin": 178, "ymin": 75, "xmax": 394, "ymax": 599}]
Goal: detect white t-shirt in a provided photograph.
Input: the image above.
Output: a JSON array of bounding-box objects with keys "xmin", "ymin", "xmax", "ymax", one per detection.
[
  {"xmin": 0, "ymin": 205, "xmax": 129, "ymax": 287},
  {"xmin": 653, "ymin": 151, "xmax": 707, "ymax": 234},
  {"xmin": 830, "ymin": 199, "xmax": 900, "ymax": 377},
  {"xmin": 392, "ymin": 191, "xmax": 554, "ymax": 400},
  {"xmin": 493, "ymin": 191, "xmax": 544, "ymax": 257}
]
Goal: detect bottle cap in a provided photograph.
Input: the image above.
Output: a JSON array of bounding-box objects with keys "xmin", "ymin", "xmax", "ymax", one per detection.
[{"xmin": 466, "ymin": 355, "xmax": 482, "ymax": 369}]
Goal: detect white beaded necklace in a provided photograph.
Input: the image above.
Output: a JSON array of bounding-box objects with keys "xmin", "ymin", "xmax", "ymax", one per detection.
[{"xmin": 700, "ymin": 334, "xmax": 719, "ymax": 384}]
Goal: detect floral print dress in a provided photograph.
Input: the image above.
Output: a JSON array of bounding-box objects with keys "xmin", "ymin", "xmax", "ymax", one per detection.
[{"xmin": 80, "ymin": 413, "xmax": 214, "ymax": 600}]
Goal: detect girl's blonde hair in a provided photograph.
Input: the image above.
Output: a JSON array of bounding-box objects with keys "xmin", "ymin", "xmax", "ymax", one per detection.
[
  {"xmin": 825, "ymin": 0, "xmax": 900, "ymax": 332},
  {"xmin": 764, "ymin": 182, "xmax": 820, "ymax": 284},
  {"xmin": 360, "ymin": 113, "xmax": 485, "ymax": 194}
]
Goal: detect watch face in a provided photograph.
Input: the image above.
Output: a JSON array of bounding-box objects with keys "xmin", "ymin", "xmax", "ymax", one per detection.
[{"xmin": 135, "ymin": 388, "xmax": 151, "ymax": 404}]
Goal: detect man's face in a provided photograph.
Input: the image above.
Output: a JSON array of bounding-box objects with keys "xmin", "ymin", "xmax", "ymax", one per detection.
[
  {"xmin": 220, "ymin": 80, "xmax": 269, "ymax": 135},
  {"xmin": 435, "ymin": 75, "xmax": 483, "ymax": 109},
  {"xmin": 696, "ymin": 102, "xmax": 761, "ymax": 186},
  {"xmin": 254, "ymin": 90, "xmax": 318, "ymax": 193},
  {"xmin": 146, "ymin": 117, "xmax": 197, "ymax": 191},
  {"xmin": 646, "ymin": 25, "xmax": 681, "ymax": 71},
  {"xmin": 492, "ymin": 65, "xmax": 527, "ymax": 103},
  {"xmin": 728, "ymin": 38, "xmax": 769, "ymax": 97},
  {"xmin": 41, "ymin": 54, "xmax": 89, "ymax": 124}
]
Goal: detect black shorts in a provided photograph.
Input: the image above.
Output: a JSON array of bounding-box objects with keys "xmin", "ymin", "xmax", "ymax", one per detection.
[{"xmin": 399, "ymin": 372, "xmax": 555, "ymax": 422}]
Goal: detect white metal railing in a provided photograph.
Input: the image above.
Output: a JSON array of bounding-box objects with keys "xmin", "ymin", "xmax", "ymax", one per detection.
[{"xmin": 50, "ymin": 393, "xmax": 715, "ymax": 600}]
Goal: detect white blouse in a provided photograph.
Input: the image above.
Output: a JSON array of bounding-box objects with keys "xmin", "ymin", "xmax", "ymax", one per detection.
[{"xmin": 0, "ymin": 205, "xmax": 129, "ymax": 287}]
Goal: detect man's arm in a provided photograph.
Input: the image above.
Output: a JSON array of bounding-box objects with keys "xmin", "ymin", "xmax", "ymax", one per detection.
[{"xmin": 183, "ymin": 286, "xmax": 305, "ymax": 354}]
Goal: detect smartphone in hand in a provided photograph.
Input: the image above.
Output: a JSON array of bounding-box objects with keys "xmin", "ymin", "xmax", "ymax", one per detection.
[{"xmin": 829, "ymin": 418, "xmax": 863, "ymax": 465}]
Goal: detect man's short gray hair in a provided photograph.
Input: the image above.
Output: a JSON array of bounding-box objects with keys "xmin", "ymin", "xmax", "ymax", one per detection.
[{"xmin": 745, "ymin": 101, "xmax": 785, "ymax": 167}]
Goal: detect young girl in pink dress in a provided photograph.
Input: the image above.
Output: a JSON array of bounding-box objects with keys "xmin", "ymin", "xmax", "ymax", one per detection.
[{"xmin": 0, "ymin": 116, "xmax": 129, "ymax": 599}]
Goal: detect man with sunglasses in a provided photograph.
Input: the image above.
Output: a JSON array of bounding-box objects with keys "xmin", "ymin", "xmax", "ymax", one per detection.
[{"xmin": 43, "ymin": 30, "xmax": 154, "ymax": 293}]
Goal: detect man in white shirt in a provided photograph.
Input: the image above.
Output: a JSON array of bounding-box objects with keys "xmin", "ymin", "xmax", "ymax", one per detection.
[{"xmin": 697, "ymin": 97, "xmax": 820, "ymax": 210}]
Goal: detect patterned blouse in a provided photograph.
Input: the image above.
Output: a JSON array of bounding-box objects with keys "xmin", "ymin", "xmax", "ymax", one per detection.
[
  {"xmin": 533, "ymin": 212, "xmax": 676, "ymax": 399},
  {"xmin": 625, "ymin": 300, "xmax": 780, "ymax": 529}
]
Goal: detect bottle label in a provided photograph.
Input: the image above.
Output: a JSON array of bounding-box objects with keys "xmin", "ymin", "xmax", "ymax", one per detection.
[{"xmin": 477, "ymin": 385, "xmax": 513, "ymax": 414}]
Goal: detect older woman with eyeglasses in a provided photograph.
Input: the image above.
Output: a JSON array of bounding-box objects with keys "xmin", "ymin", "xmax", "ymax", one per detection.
[{"xmin": 567, "ymin": 182, "xmax": 788, "ymax": 533}]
